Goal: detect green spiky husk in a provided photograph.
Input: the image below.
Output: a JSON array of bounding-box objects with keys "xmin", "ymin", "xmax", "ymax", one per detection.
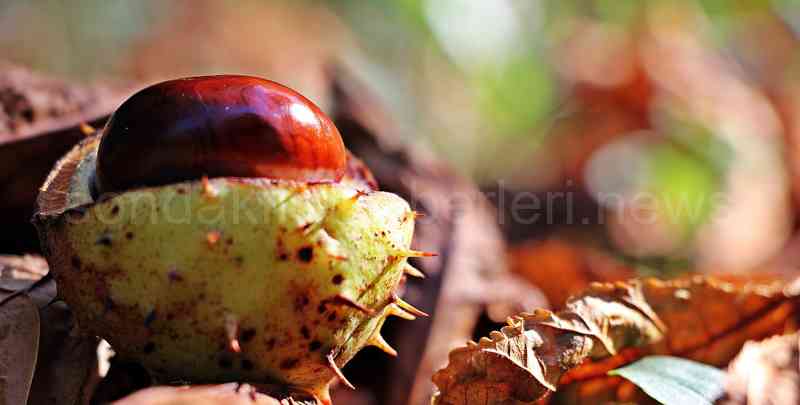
[{"xmin": 34, "ymin": 137, "xmax": 417, "ymax": 398}]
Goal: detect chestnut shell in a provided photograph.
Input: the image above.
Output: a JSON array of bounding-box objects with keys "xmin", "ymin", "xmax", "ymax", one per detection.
[{"xmin": 95, "ymin": 75, "xmax": 346, "ymax": 195}]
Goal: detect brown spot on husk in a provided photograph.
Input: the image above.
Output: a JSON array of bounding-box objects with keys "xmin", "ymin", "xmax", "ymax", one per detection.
[{"xmin": 297, "ymin": 246, "xmax": 313, "ymax": 263}]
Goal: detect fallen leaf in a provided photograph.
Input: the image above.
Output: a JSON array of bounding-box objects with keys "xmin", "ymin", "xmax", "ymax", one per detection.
[
  {"xmin": 609, "ymin": 356, "xmax": 726, "ymax": 405},
  {"xmin": 431, "ymin": 277, "xmax": 800, "ymax": 405},
  {"xmin": 0, "ymin": 294, "xmax": 40, "ymax": 405},
  {"xmin": 28, "ymin": 301, "xmax": 99, "ymax": 405},
  {"xmin": 0, "ymin": 255, "xmax": 98, "ymax": 405},
  {"xmin": 431, "ymin": 279, "xmax": 664, "ymax": 405}
]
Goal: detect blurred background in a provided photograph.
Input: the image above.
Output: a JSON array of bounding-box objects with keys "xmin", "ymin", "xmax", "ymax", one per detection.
[
  {"xmin": 3, "ymin": 0, "xmax": 800, "ymax": 314},
  {"xmin": 4, "ymin": 1, "xmax": 800, "ymax": 404}
]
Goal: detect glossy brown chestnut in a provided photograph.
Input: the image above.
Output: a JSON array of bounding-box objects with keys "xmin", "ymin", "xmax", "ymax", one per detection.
[{"xmin": 94, "ymin": 75, "xmax": 347, "ymax": 195}]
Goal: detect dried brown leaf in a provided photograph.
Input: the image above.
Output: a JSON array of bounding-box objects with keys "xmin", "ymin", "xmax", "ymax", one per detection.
[
  {"xmin": 0, "ymin": 294, "xmax": 40, "ymax": 405},
  {"xmin": 0, "ymin": 255, "xmax": 98, "ymax": 405},
  {"xmin": 432, "ymin": 277, "xmax": 800, "ymax": 405},
  {"xmin": 28, "ymin": 301, "xmax": 99, "ymax": 405}
]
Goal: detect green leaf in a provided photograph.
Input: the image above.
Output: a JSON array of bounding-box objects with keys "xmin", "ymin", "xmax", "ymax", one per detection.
[{"xmin": 609, "ymin": 356, "xmax": 726, "ymax": 405}]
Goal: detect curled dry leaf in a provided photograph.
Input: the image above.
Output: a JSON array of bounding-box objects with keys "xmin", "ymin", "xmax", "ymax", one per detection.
[
  {"xmin": 720, "ymin": 333, "xmax": 800, "ymax": 405},
  {"xmin": 0, "ymin": 294, "xmax": 39, "ymax": 405},
  {"xmin": 0, "ymin": 255, "xmax": 99, "ymax": 405},
  {"xmin": 432, "ymin": 277, "xmax": 800, "ymax": 405},
  {"xmin": 112, "ymin": 383, "xmax": 317, "ymax": 405}
]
